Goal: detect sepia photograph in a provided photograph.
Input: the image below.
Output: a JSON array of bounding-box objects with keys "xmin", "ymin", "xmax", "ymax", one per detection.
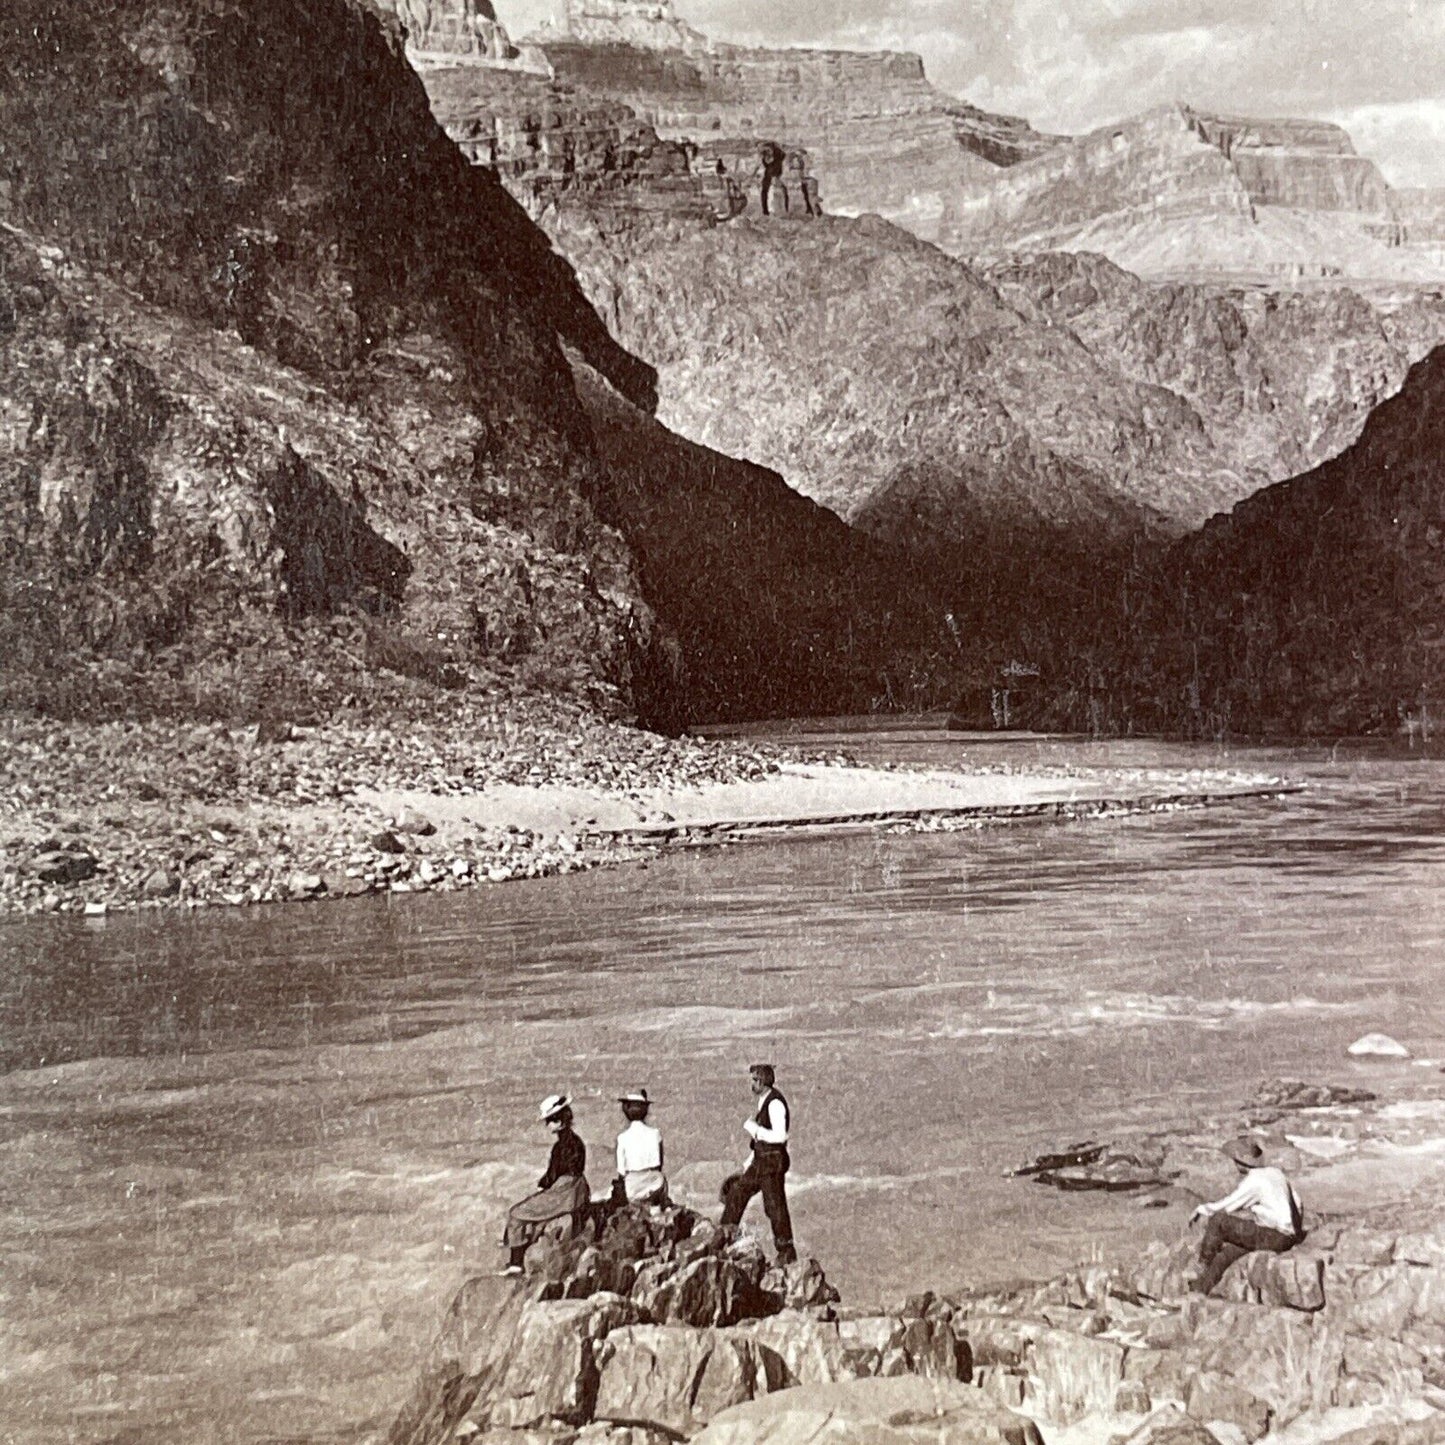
[{"xmin": 2, "ymin": 0, "xmax": 1444, "ymax": 1441}]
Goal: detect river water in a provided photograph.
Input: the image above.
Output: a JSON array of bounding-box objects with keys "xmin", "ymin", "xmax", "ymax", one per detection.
[{"xmin": 3, "ymin": 740, "xmax": 1445, "ymax": 1444}]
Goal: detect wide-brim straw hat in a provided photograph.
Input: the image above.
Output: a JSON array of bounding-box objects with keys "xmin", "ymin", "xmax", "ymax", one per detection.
[
  {"xmin": 618, "ymin": 1087, "xmax": 651, "ymax": 1105},
  {"xmin": 539, "ymin": 1093, "xmax": 571, "ymax": 1121},
  {"xmin": 1224, "ymin": 1136, "xmax": 1265, "ymax": 1168}
]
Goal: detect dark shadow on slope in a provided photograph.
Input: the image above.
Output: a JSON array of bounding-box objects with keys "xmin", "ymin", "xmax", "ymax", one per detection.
[{"xmin": 573, "ymin": 363, "xmax": 963, "ymax": 727}]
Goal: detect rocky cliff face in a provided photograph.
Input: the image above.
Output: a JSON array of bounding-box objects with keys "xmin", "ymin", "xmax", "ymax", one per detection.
[
  {"xmin": 506, "ymin": 1, "xmax": 1058, "ymax": 241},
  {"xmin": 0, "ymin": 0, "xmax": 949, "ymax": 726},
  {"xmin": 558, "ymin": 213, "xmax": 1445, "ymax": 544},
  {"xmin": 940, "ymin": 105, "xmax": 1445, "ymax": 284},
  {"xmin": 1152, "ymin": 343, "xmax": 1445, "ymax": 734}
]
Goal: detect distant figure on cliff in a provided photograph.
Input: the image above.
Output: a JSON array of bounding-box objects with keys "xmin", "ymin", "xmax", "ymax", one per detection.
[
  {"xmin": 784, "ymin": 149, "xmax": 823, "ymax": 218},
  {"xmin": 757, "ymin": 141, "xmax": 785, "ymax": 216},
  {"xmin": 720, "ymin": 1063, "xmax": 796, "ymax": 1264},
  {"xmin": 1189, "ymin": 1136, "xmax": 1304, "ymax": 1294},
  {"xmin": 502, "ymin": 1094, "xmax": 590, "ymax": 1274},
  {"xmin": 612, "ymin": 1085, "xmax": 668, "ymax": 1205}
]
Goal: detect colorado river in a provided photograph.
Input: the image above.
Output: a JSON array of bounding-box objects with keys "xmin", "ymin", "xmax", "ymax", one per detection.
[{"xmin": 3, "ymin": 741, "xmax": 1445, "ymax": 1444}]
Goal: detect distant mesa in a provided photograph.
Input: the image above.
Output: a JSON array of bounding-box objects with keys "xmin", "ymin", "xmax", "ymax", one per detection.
[
  {"xmin": 529, "ymin": 0, "xmax": 713, "ymax": 56},
  {"xmin": 384, "ymin": 0, "xmax": 551, "ymax": 71}
]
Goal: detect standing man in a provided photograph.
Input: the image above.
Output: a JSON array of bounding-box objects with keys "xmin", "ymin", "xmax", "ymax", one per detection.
[
  {"xmin": 720, "ymin": 1063, "xmax": 796, "ymax": 1265},
  {"xmin": 757, "ymin": 141, "xmax": 785, "ymax": 216}
]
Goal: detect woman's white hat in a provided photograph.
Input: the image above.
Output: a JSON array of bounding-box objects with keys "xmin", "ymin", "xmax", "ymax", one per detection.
[
  {"xmin": 539, "ymin": 1093, "xmax": 571, "ymax": 1121},
  {"xmin": 618, "ymin": 1086, "xmax": 651, "ymax": 1105}
]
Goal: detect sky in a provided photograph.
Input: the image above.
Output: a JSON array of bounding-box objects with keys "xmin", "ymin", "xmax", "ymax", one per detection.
[{"xmin": 501, "ymin": 0, "xmax": 1445, "ymax": 188}]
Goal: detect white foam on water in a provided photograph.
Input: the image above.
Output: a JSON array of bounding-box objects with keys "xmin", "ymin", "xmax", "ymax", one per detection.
[
  {"xmin": 918, "ymin": 990, "xmax": 1349, "ymax": 1041},
  {"xmin": 616, "ymin": 1004, "xmax": 796, "ymax": 1034}
]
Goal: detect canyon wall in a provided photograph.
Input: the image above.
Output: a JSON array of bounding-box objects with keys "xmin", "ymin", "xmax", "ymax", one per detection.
[
  {"xmin": 0, "ymin": 0, "xmax": 952, "ymax": 725},
  {"xmin": 559, "ymin": 213, "xmax": 1445, "ymax": 542},
  {"xmin": 1143, "ymin": 343, "xmax": 1445, "ymax": 734},
  {"xmin": 940, "ymin": 105, "xmax": 1445, "ymax": 284}
]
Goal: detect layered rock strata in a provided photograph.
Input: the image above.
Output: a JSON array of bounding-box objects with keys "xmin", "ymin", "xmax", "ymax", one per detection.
[
  {"xmin": 941, "ymin": 104, "xmax": 1445, "ymax": 284},
  {"xmin": 534, "ymin": 35, "xmax": 1055, "ymax": 239}
]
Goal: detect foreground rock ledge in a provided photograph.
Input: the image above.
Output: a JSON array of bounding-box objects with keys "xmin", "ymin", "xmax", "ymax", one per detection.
[{"xmin": 381, "ymin": 1086, "xmax": 1445, "ymax": 1445}]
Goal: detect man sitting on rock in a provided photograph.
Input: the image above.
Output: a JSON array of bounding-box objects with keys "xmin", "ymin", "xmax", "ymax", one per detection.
[
  {"xmin": 1190, "ymin": 1136, "xmax": 1304, "ymax": 1294},
  {"xmin": 720, "ymin": 1063, "xmax": 797, "ymax": 1266}
]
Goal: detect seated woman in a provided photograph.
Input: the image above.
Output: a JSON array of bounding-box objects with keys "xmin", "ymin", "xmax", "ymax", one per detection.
[
  {"xmin": 613, "ymin": 1086, "xmax": 667, "ymax": 1206},
  {"xmin": 502, "ymin": 1094, "xmax": 589, "ymax": 1274},
  {"xmin": 1191, "ymin": 1136, "xmax": 1304, "ymax": 1294}
]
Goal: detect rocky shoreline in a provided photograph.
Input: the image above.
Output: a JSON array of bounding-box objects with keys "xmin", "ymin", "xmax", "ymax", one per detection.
[
  {"xmin": 0, "ymin": 709, "xmax": 1293, "ymax": 920},
  {"xmin": 380, "ymin": 1061, "xmax": 1445, "ymax": 1445}
]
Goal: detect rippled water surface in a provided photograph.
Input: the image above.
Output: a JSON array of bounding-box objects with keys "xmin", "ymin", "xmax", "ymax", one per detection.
[{"xmin": 4, "ymin": 740, "xmax": 1445, "ymax": 1443}]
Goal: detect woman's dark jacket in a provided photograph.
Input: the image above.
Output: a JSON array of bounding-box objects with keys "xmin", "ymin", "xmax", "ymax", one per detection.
[{"xmin": 538, "ymin": 1128, "xmax": 586, "ymax": 1189}]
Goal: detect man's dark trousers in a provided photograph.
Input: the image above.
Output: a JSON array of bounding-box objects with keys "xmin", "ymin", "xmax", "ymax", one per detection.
[
  {"xmin": 1196, "ymin": 1212, "xmax": 1297, "ymax": 1294},
  {"xmin": 721, "ymin": 1148, "xmax": 795, "ymax": 1263}
]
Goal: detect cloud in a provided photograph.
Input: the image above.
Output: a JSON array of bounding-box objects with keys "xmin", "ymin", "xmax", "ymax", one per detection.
[{"xmin": 497, "ymin": 0, "xmax": 1445, "ymax": 185}]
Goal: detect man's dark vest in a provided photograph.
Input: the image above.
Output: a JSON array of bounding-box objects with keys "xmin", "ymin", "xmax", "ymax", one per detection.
[{"xmin": 752, "ymin": 1087, "xmax": 790, "ymax": 1159}]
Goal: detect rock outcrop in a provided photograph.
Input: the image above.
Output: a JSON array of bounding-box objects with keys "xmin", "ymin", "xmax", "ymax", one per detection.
[
  {"xmin": 940, "ymin": 105, "xmax": 1445, "ymax": 284},
  {"xmin": 384, "ymin": 0, "xmax": 542, "ymax": 67},
  {"xmin": 386, "ymin": 1116, "xmax": 1445, "ymax": 1445},
  {"xmin": 1146, "ymin": 342, "xmax": 1445, "ymax": 734},
  {"xmin": 554, "ymin": 211, "xmax": 1445, "ymax": 547},
  {"xmin": 0, "ymin": 0, "xmax": 956, "ymax": 727}
]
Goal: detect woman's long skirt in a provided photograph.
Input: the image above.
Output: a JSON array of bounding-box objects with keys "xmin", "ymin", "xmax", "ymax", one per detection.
[{"xmin": 503, "ymin": 1174, "xmax": 590, "ymax": 1249}]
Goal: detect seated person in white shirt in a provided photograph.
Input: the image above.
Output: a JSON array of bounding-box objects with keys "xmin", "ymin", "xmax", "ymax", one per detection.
[
  {"xmin": 612, "ymin": 1086, "xmax": 667, "ymax": 1206},
  {"xmin": 1190, "ymin": 1136, "xmax": 1304, "ymax": 1294}
]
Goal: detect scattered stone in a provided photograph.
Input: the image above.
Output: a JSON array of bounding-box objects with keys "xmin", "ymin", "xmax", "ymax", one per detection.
[
  {"xmin": 289, "ymin": 872, "xmax": 326, "ymax": 897},
  {"xmin": 83, "ymin": 901, "xmax": 108, "ymax": 917},
  {"xmin": 1348, "ymin": 1034, "xmax": 1411, "ymax": 1059},
  {"xmin": 1251, "ymin": 1078, "xmax": 1377, "ymax": 1109},
  {"xmin": 141, "ymin": 868, "xmax": 180, "ymax": 899},
  {"xmin": 397, "ymin": 809, "xmax": 437, "ymax": 836},
  {"xmin": 371, "ymin": 830, "xmax": 407, "ymax": 854},
  {"xmin": 32, "ymin": 849, "xmax": 98, "ymax": 884}
]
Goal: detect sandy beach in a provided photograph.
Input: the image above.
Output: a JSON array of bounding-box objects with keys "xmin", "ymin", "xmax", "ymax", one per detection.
[{"xmin": 0, "ymin": 709, "xmax": 1296, "ymax": 916}]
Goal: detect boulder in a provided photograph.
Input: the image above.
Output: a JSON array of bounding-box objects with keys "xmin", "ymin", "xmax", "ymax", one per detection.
[
  {"xmin": 731, "ymin": 1312, "xmax": 873, "ymax": 1386},
  {"xmin": 1346, "ymin": 1033, "xmax": 1411, "ymax": 1058},
  {"xmin": 690, "ymin": 1376, "xmax": 1046, "ymax": 1444},
  {"xmin": 883, "ymin": 1316, "xmax": 964, "ymax": 1381},
  {"xmin": 371, "ymin": 830, "xmax": 407, "ymax": 854},
  {"xmin": 1184, "ymin": 1370, "xmax": 1272, "ymax": 1442},
  {"xmin": 630, "ymin": 1254, "xmax": 762, "ymax": 1328},
  {"xmin": 1183, "ymin": 1298, "xmax": 1346, "ymax": 1426},
  {"xmin": 398, "ymin": 808, "xmax": 438, "ymax": 836},
  {"xmin": 1215, "ymin": 1250, "xmax": 1326, "ymax": 1312},
  {"xmin": 759, "ymin": 1257, "xmax": 841, "ymax": 1312},
  {"xmin": 387, "ymin": 1274, "xmax": 530, "ymax": 1445},
  {"xmin": 1023, "ymin": 1327, "xmax": 1128, "ymax": 1425},
  {"xmin": 483, "ymin": 1293, "xmax": 641, "ymax": 1429},
  {"xmin": 141, "ymin": 868, "xmax": 180, "ymax": 898},
  {"xmin": 1395, "ymin": 1231, "xmax": 1445, "ymax": 1269},
  {"xmin": 593, "ymin": 1325, "xmax": 776, "ymax": 1437},
  {"xmin": 32, "ymin": 849, "xmax": 98, "ymax": 884}
]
